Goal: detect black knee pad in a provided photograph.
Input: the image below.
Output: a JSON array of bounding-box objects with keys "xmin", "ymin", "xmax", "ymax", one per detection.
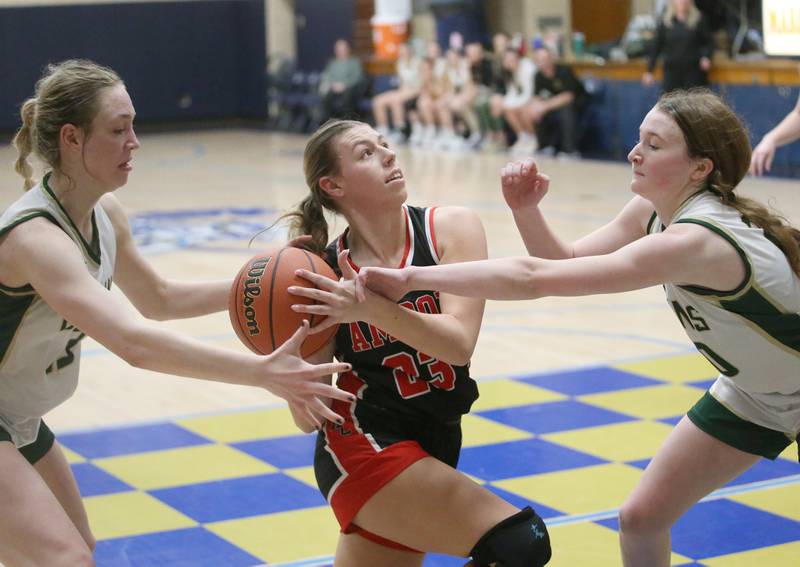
[{"xmin": 470, "ymin": 506, "xmax": 552, "ymax": 567}]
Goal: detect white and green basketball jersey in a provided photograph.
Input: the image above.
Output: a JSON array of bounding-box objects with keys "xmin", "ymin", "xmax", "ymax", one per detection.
[
  {"xmin": 0, "ymin": 174, "xmax": 116, "ymax": 446},
  {"xmin": 649, "ymin": 190, "xmax": 800, "ymax": 435}
]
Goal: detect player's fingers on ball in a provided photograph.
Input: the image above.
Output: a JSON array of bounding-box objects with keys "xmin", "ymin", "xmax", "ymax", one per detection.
[
  {"xmin": 294, "ymin": 269, "xmax": 336, "ymax": 290},
  {"xmin": 292, "ymin": 304, "xmax": 328, "ymax": 317},
  {"xmin": 286, "ymin": 285, "xmax": 316, "ymax": 299},
  {"xmin": 288, "ymin": 286, "xmax": 330, "ymax": 302}
]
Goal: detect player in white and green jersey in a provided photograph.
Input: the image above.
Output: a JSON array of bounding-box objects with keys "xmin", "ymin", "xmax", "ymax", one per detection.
[
  {"xmin": 0, "ymin": 60, "xmax": 352, "ymax": 566},
  {"xmin": 0, "ymin": 173, "xmax": 116, "ymax": 450},
  {"xmin": 649, "ymin": 190, "xmax": 800, "ymax": 446},
  {"xmin": 358, "ymin": 89, "xmax": 800, "ymax": 567}
]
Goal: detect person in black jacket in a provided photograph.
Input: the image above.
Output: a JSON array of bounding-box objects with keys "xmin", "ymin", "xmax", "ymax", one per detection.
[
  {"xmin": 642, "ymin": 0, "xmax": 713, "ymax": 93},
  {"xmin": 526, "ymin": 48, "xmax": 589, "ymax": 157}
]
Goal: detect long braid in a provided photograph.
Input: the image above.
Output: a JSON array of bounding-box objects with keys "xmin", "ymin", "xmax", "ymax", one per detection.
[{"xmin": 13, "ymin": 98, "xmax": 37, "ymax": 191}]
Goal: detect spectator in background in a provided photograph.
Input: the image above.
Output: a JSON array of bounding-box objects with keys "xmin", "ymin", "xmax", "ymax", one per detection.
[
  {"xmin": 526, "ymin": 47, "xmax": 588, "ymax": 158},
  {"xmin": 750, "ymin": 93, "xmax": 800, "ymax": 176},
  {"xmin": 490, "ymin": 32, "xmax": 510, "ymax": 87},
  {"xmin": 490, "ymin": 48, "xmax": 538, "ymax": 156},
  {"xmin": 478, "ymin": 33, "xmax": 511, "ymax": 152},
  {"xmin": 642, "ymin": 0, "xmax": 713, "ymax": 93},
  {"xmin": 464, "ymin": 41, "xmax": 498, "ymax": 149},
  {"xmin": 408, "ymin": 56, "xmax": 451, "ymax": 147},
  {"xmin": 431, "ymin": 48, "xmax": 473, "ymax": 150},
  {"xmin": 372, "ymin": 43, "xmax": 420, "ymax": 144},
  {"xmin": 319, "ymin": 39, "xmax": 364, "ymax": 123}
]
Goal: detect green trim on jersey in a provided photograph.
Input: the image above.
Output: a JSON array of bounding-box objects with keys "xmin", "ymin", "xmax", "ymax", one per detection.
[
  {"xmin": 0, "ymin": 211, "xmax": 72, "ymax": 294},
  {"xmin": 688, "ymin": 391, "xmax": 793, "ymax": 460},
  {"xmin": 673, "ymin": 218, "xmax": 752, "ymax": 298},
  {"xmin": 0, "ymin": 292, "xmax": 36, "ymax": 368},
  {"xmin": 720, "ymin": 286, "xmax": 800, "ymax": 356},
  {"xmin": 646, "ymin": 211, "xmax": 658, "ymax": 235},
  {"xmin": 41, "ymin": 173, "xmax": 101, "ymax": 265}
]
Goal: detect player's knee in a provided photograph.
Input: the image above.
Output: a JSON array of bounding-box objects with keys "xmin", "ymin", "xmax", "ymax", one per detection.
[
  {"xmin": 469, "ymin": 506, "xmax": 551, "ymax": 567},
  {"xmin": 618, "ymin": 498, "xmax": 665, "ymax": 536}
]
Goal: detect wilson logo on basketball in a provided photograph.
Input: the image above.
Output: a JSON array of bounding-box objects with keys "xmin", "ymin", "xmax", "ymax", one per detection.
[
  {"xmin": 229, "ymin": 246, "xmax": 338, "ymax": 357},
  {"xmin": 242, "ymin": 257, "xmax": 270, "ymax": 336}
]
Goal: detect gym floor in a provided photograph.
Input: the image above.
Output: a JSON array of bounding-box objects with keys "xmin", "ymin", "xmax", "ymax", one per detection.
[{"xmin": 1, "ymin": 128, "xmax": 797, "ymax": 566}]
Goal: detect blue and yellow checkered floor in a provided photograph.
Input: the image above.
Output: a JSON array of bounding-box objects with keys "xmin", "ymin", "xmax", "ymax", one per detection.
[{"xmin": 60, "ymin": 353, "xmax": 800, "ymax": 566}]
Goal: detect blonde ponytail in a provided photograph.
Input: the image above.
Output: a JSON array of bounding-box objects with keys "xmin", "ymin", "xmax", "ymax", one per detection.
[
  {"xmin": 13, "ymin": 98, "xmax": 37, "ymax": 191},
  {"xmin": 281, "ymin": 194, "xmax": 331, "ymax": 255}
]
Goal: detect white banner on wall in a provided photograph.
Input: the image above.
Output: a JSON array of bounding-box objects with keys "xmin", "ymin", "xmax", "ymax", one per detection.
[{"xmin": 763, "ymin": 0, "xmax": 800, "ymax": 56}]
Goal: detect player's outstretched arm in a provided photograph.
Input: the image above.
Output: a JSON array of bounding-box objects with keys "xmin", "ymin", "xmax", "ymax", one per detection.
[
  {"xmin": 6, "ymin": 219, "xmax": 354, "ymax": 423},
  {"xmin": 362, "ymin": 222, "xmax": 742, "ymax": 301},
  {"xmin": 102, "ymin": 194, "xmax": 230, "ymax": 320}
]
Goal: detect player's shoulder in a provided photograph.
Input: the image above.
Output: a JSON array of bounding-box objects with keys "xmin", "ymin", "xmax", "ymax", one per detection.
[
  {"xmin": 2, "ymin": 214, "xmax": 64, "ymax": 245},
  {"xmin": 98, "ymin": 193, "xmax": 126, "ymax": 223},
  {"xmin": 430, "ymin": 205, "xmax": 481, "ymax": 226},
  {"xmin": 98, "ymin": 193, "xmax": 132, "ymax": 239}
]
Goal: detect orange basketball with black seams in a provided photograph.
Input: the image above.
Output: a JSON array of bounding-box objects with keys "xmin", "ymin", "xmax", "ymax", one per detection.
[{"xmin": 228, "ymin": 247, "xmax": 338, "ymax": 357}]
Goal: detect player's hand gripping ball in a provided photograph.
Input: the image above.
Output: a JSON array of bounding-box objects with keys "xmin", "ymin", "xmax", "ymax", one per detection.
[{"xmin": 229, "ymin": 247, "xmax": 339, "ymax": 357}]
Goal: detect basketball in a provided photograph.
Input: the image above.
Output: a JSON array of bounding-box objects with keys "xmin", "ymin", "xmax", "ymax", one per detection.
[{"xmin": 228, "ymin": 247, "xmax": 339, "ymax": 357}]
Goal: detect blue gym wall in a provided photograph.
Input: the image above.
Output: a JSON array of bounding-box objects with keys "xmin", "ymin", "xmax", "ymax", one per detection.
[
  {"xmin": 0, "ymin": 0, "xmax": 267, "ymax": 132},
  {"xmin": 577, "ymin": 79, "xmax": 800, "ymax": 178}
]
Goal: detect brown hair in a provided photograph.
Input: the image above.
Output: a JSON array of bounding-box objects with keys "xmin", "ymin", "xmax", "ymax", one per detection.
[
  {"xmin": 658, "ymin": 88, "xmax": 800, "ymax": 275},
  {"xmin": 280, "ymin": 119, "xmax": 363, "ymax": 254},
  {"xmin": 13, "ymin": 59, "xmax": 122, "ymax": 191}
]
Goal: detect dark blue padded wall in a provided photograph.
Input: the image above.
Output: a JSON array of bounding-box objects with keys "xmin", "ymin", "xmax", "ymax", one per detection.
[
  {"xmin": 430, "ymin": 0, "xmax": 487, "ymax": 48},
  {"xmin": 578, "ymin": 78, "xmax": 800, "ymax": 177},
  {"xmin": 0, "ymin": 0, "xmax": 266, "ymax": 132},
  {"xmin": 294, "ymin": 0, "xmax": 354, "ymax": 71}
]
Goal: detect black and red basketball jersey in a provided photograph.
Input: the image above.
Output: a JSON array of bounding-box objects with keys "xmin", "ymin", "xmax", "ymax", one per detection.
[{"xmin": 324, "ymin": 205, "xmax": 478, "ymax": 423}]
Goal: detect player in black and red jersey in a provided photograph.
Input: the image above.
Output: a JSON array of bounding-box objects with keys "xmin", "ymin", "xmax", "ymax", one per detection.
[{"xmin": 284, "ymin": 119, "xmax": 551, "ymax": 566}]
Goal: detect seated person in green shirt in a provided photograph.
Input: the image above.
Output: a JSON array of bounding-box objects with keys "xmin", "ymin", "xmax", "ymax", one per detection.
[{"xmin": 319, "ymin": 39, "xmax": 364, "ymax": 123}]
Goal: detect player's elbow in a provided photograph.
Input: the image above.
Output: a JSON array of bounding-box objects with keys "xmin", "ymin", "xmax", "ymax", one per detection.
[
  {"xmin": 137, "ymin": 304, "xmax": 169, "ymax": 321},
  {"xmin": 444, "ymin": 344, "xmax": 474, "ymax": 367},
  {"xmin": 112, "ymin": 325, "xmax": 156, "ymax": 369},
  {"xmin": 512, "ymin": 257, "xmax": 548, "ymax": 300},
  {"xmin": 134, "ymin": 281, "xmax": 172, "ymax": 321}
]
